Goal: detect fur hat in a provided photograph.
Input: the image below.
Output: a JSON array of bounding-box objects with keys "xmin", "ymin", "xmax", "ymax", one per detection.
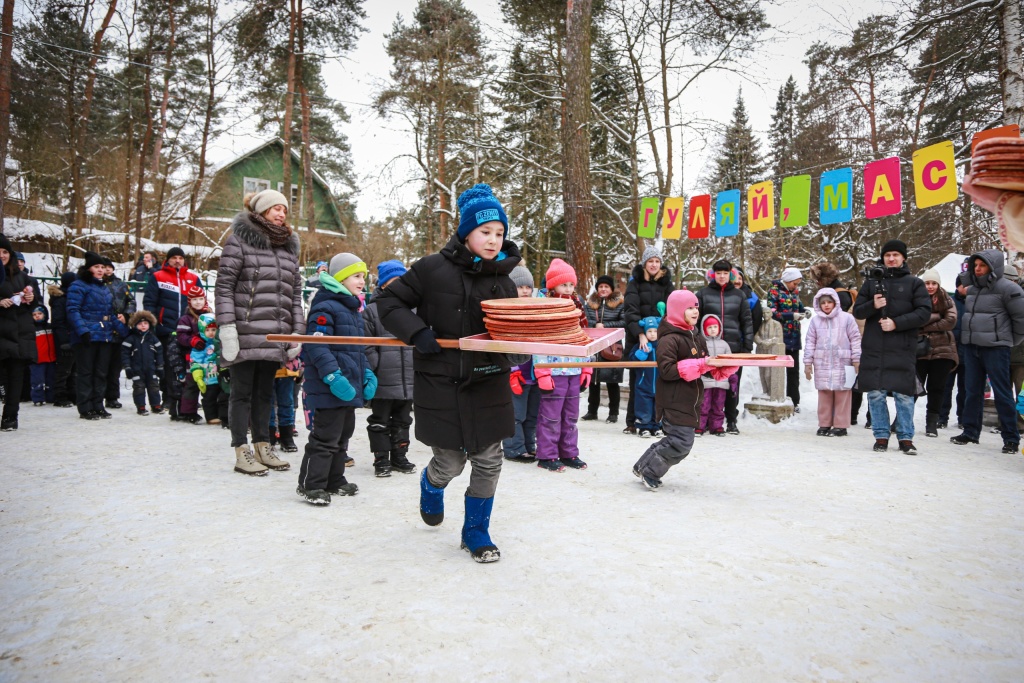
[
  {"xmin": 596, "ymin": 274, "xmax": 615, "ymax": 290},
  {"xmin": 84, "ymin": 251, "xmax": 105, "ymax": 269},
  {"xmin": 701, "ymin": 314, "xmax": 723, "ymax": 336},
  {"xmin": 166, "ymin": 246, "xmax": 186, "ymax": 260},
  {"xmin": 456, "ymin": 184, "xmax": 508, "ymax": 241},
  {"xmin": 329, "ymin": 252, "xmax": 367, "ymax": 283},
  {"xmin": 510, "ymin": 265, "xmax": 534, "ymax": 289},
  {"xmin": 129, "ymin": 310, "xmax": 158, "ymax": 329},
  {"xmin": 808, "ymin": 262, "xmax": 839, "ymax": 286},
  {"xmin": 781, "ymin": 267, "xmax": 802, "ymax": 283},
  {"xmin": 641, "ymin": 245, "xmax": 662, "ymax": 266},
  {"xmin": 920, "ymin": 268, "xmax": 941, "ymax": 286},
  {"xmin": 376, "ymin": 260, "xmax": 407, "ymax": 287},
  {"xmin": 666, "ymin": 289, "xmax": 698, "ymax": 328},
  {"xmin": 545, "ymin": 258, "xmax": 577, "ymax": 290},
  {"xmin": 248, "ymin": 189, "xmax": 289, "ymax": 217},
  {"xmin": 880, "ymin": 239, "xmax": 908, "ymax": 259}
]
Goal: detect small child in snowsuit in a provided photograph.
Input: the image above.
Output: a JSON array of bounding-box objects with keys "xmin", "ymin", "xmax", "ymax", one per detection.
[
  {"xmin": 504, "ymin": 264, "xmax": 541, "ymax": 463},
  {"xmin": 629, "ymin": 316, "xmax": 661, "ymax": 437},
  {"xmin": 633, "ymin": 290, "xmax": 739, "ymax": 490},
  {"xmin": 189, "ymin": 312, "xmax": 228, "ymax": 426},
  {"xmin": 176, "ymin": 284, "xmax": 211, "ymax": 424},
  {"xmin": 805, "ymin": 287, "xmax": 861, "ymax": 437},
  {"xmin": 533, "ymin": 258, "xmax": 592, "ymax": 472},
  {"xmin": 30, "ymin": 305, "xmax": 57, "ymax": 405},
  {"xmin": 270, "ymin": 358, "xmax": 300, "ymax": 452},
  {"xmin": 362, "ymin": 259, "xmax": 417, "ymax": 477},
  {"xmin": 298, "ymin": 252, "xmax": 377, "ymax": 506},
  {"xmin": 121, "ymin": 311, "xmax": 164, "ymax": 415},
  {"xmin": 698, "ymin": 314, "xmax": 736, "ymax": 436}
]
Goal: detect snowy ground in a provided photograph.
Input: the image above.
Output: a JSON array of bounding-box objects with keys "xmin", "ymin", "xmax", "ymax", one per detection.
[{"xmin": 2, "ymin": 380, "xmax": 1023, "ymax": 682}]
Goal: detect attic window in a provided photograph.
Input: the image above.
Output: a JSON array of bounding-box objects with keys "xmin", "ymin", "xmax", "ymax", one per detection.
[
  {"xmin": 278, "ymin": 182, "xmax": 300, "ymax": 212},
  {"xmin": 244, "ymin": 177, "xmax": 271, "ymax": 196}
]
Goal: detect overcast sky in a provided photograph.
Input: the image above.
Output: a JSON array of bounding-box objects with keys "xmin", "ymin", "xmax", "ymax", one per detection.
[{"xmin": 210, "ymin": 0, "xmax": 891, "ymax": 222}]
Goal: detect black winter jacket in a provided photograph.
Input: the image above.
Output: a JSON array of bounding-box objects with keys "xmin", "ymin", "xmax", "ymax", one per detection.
[
  {"xmin": 363, "ymin": 300, "xmax": 413, "ymax": 401},
  {"xmin": 121, "ymin": 329, "xmax": 164, "ymax": 380},
  {"xmin": 696, "ymin": 281, "xmax": 754, "ymax": 353},
  {"xmin": 853, "ymin": 263, "xmax": 931, "ymax": 396},
  {"xmin": 0, "ymin": 266, "xmax": 38, "ymax": 363},
  {"xmin": 624, "ymin": 264, "xmax": 674, "ymax": 350},
  {"xmin": 376, "ymin": 235, "xmax": 521, "ymax": 452}
]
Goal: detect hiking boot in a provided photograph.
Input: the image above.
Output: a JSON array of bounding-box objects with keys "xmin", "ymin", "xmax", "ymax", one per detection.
[
  {"xmin": 622, "ymin": 425, "xmax": 637, "ymax": 435},
  {"xmin": 559, "ymin": 457, "xmax": 587, "ymax": 470},
  {"xmin": 373, "ymin": 451, "xmax": 393, "ymax": 477},
  {"xmin": 296, "ymin": 486, "xmax": 331, "ymax": 506},
  {"xmin": 137, "ymin": 406, "xmax": 149, "ymax": 416},
  {"xmin": 1001, "ymin": 441, "xmax": 1019, "ymax": 454},
  {"xmin": 816, "ymin": 427, "xmax": 832, "ymax": 437},
  {"xmin": 97, "ymin": 409, "xmax": 113, "ymax": 419},
  {"xmin": 605, "ymin": 414, "xmax": 619, "ymax": 424},
  {"xmin": 344, "ymin": 456, "xmax": 355, "ymax": 467},
  {"xmin": 105, "ymin": 399, "xmax": 122, "ymax": 409},
  {"xmin": 537, "ymin": 459, "xmax": 565, "ymax": 472},
  {"xmin": 581, "ymin": 411, "xmax": 598, "ymax": 421},
  {"xmin": 253, "ymin": 441, "xmax": 290, "ymax": 471},
  {"xmin": 925, "ymin": 412, "xmax": 938, "ymax": 438},
  {"xmin": 1, "ymin": 418, "xmax": 17, "ymax": 431},
  {"xmin": 950, "ymin": 433, "xmax": 979, "ymax": 445},
  {"xmin": 898, "ymin": 440, "xmax": 918, "ymax": 455},
  {"xmin": 830, "ymin": 428, "xmax": 848, "ymax": 437},
  {"xmin": 390, "ymin": 449, "xmax": 416, "ymax": 473},
  {"xmin": 873, "ymin": 438, "xmax": 889, "ymax": 452},
  {"xmin": 726, "ymin": 421, "xmax": 739, "ymax": 435},
  {"xmin": 151, "ymin": 404, "xmax": 164, "ymax": 414},
  {"xmin": 326, "ymin": 482, "xmax": 358, "ymax": 497},
  {"xmin": 234, "ymin": 445, "xmax": 269, "ymax": 476},
  {"xmin": 278, "ymin": 429, "xmax": 298, "ymax": 453}
]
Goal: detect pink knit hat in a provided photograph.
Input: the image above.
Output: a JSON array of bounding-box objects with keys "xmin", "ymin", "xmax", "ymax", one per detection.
[
  {"xmin": 666, "ymin": 289, "xmax": 698, "ymax": 328},
  {"xmin": 545, "ymin": 258, "xmax": 577, "ymax": 289}
]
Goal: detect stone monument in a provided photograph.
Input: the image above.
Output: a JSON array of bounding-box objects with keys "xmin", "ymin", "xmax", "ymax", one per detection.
[{"xmin": 744, "ymin": 305, "xmax": 795, "ymax": 423}]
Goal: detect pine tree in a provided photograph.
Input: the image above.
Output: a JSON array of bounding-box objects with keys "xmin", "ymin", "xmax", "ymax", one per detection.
[{"xmin": 768, "ymin": 76, "xmax": 799, "ymax": 178}]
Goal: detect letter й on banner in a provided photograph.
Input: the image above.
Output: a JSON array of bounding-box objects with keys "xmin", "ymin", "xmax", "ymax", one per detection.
[
  {"xmin": 715, "ymin": 190, "xmax": 740, "ymax": 237},
  {"xmin": 637, "ymin": 197, "xmax": 659, "ymax": 238},
  {"xmin": 747, "ymin": 181, "xmax": 774, "ymax": 232},
  {"xmin": 864, "ymin": 157, "xmax": 901, "ymax": 219},
  {"xmin": 688, "ymin": 195, "xmax": 711, "ymax": 238},
  {"xmin": 913, "ymin": 141, "xmax": 958, "ymax": 209},
  {"xmin": 820, "ymin": 168, "xmax": 853, "ymax": 225},
  {"xmin": 661, "ymin": 197, "xmax": 684, "ymax": 240}
]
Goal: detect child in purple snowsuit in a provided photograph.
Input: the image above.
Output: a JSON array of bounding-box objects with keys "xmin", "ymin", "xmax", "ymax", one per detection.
[
  {"xmin": 698, "ymin": 314, "xmax": 735, "ymax": 436},
  {"xmin": 533, "ymin": 259, "xmax": 592, "ymax": 472},
  {"xmin": 629, "ymin": 316, "xmax": 661, "ymax": 436}
]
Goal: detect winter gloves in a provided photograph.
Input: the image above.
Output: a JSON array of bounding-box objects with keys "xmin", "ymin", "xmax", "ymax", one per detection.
[
  {"xmin": 286, "ymin": 331, "xmax": 303, "ymax": 360},
  {"xmin": 580, "ymin": 367, "xmax": 593, "ymax": 389},
  {"xmin": 709, "ymin": 365, "xmax": 739, "ymax": 382},
  {"xmin": 190, "ymin": 335, "xmax": 206, "ymax": 351},
  {"xmin": 363, "ymin": 368, "xmax": 378, "ymax": 401},
  {"xmin": 324, "ymin": 371, "xmax": 356, "ymax": 401},
  {"xmin": 220, "ymin": 324, "xmax": 239, "ymax": 362},
  {"xmin": 677, "ymin": 358, "xmax": 710, "ymax": 381},
  {"xmin": 192, "ymin": 368, "xmax": 207, "ymax": 394},
  {"xmin": 411, "ymin": 328, "xmax": 442, "ymax": 354},
  {"xmin": 535, "ymin": 368, "xmax": 555, "ymax": 393},
  {"xmin": 509, "ymin": 369, "xmax": 525, "ymax": 395}
]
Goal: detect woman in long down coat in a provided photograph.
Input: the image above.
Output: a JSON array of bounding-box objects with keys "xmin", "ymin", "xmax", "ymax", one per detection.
[
  {"xmin": 216, "ymin": 189, "xmax": 305, "ymax": 477},
  {"xmin": 582, "ymin": 274, "xmax": 625, "ymax": 422},
  {"xmin": 0, "ymin": 233, "xmax": 38, "ymax": 431}
]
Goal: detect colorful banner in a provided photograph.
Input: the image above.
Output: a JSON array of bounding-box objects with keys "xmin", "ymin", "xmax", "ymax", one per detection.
[
  {"xmin": 661, "ymin": 197, "xmax": 684, "ymax": 240},
  {"xmin": 687, "ymin": 194, "xmax": 711, "ymax": 238},
  {"xmin": 747, "ymin": 181, "xmax": 774, "ymax": 232},
  {"xmin": 636, "ymin": 196, "xmax": 659, "ymax": 238},
  {"xmin": 715, "ymin": 190, "xmax": 740, "ymax": 237},
  {"xmin": 913, "ymin": 141, "xmax": 958, "ymax": 209},
  {"xmin": 864, "ymin": 157, "xmax": 901, "ymax": 219},
  {"xmin": 820, "ymin": 168, "xmax": 853, "ymax": 225},
  {"xmin": 779, "ymin": 175, "xmax": 810, "ymax": 227}
]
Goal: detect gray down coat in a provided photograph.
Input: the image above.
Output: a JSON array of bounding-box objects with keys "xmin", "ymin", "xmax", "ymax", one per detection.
[
  {"xmin": 362, "ymin": 300, "xmax": 413, "ymax": 401},
  {"xmin": 960, "ymin": 249, "xmax": 1024, "ymax": 348},
  {"xmin": 215, "ymin": 212, "xmax": 305, "ymax": 366}
]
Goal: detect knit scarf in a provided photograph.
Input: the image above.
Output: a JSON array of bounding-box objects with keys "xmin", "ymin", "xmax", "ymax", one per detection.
[
  {"xmin": 249, "ymin": 212, "xmax": 293, "ymax": 248},
  {"xmin": 548, "ymin": 292, "xmax": 589, "ymax": 329}
]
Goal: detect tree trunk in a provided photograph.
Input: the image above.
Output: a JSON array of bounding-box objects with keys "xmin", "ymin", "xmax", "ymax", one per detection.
[
  {"xmin": 135, "ymin": 57, "xmax": 154, "ymax": 240},
  {"xmin": 436, "ymin": 54, "xmax": 449, "ymax": 243},
  {"xmin": 150, "ymin": 1, "xmax": 176, "ymax": 180},
  {"xmin": 188, "ymin": 0, "xmax": 218, "ymax": 247},
  {"xmin": 1002, "ymin": 0, "xmax": 1024, "ymax": 126},
  {"xmin": 0, "ymin": 0, "xmax": 14, "ymax": 234},
  {"xmin": 282, "ymin": 0, "xmax": 297, "ymax": 211},
  {"xmin": 298, "ymin": 0, "xmax": 315, "ymax": 233},
  {"xmin": 70, "ymin": 0, "xmax": 119, "ymax": 234},
  {"xmin": 562, "ymin": 0, "xmax": 595, "ymax": 289}
]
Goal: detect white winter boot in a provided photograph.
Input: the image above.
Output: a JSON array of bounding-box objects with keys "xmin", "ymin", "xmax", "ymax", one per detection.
[
  {"xmin": 235, "ymin": 444, "xmax": 269, "ymax": 476},
  {"xmin": 254, "ymin": 441, "xmax": 290, "ymax": 471}
]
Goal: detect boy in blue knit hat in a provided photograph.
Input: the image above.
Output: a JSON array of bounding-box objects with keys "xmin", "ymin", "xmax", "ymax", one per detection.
[
  {"xmin": 375, "ymin": 183, "xmax": 521, "ymax": 563},
  {"xmin": 629, "ymin": 316, "xmax": 662, "ymax": 437}
]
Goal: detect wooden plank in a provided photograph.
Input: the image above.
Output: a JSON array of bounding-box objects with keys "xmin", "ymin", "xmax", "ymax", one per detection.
[{"xmin": 266, "ymin": 334, "xmax": 459, "ymax": 348}]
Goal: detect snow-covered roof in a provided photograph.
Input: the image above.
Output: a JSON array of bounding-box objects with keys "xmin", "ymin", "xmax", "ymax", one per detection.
[{"xmin": 3, "ymin": 217, "xmax": 222, "ymax": 259}]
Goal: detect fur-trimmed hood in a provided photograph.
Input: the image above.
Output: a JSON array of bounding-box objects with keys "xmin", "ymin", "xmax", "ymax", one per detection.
[
  {"xmin": 229, "ymin": 211, "xmax": 300, "ymax": 255},
  {"xmin": 47, "ymin": 284, "xmax": 64, "ymax": 298},
  {"xmin": 587, "ymin": 290, "xmax": 623, "ymax": 310},
  {"xmin": 129, "ymin": 310, "xmax": 158, "ymax": 329}
]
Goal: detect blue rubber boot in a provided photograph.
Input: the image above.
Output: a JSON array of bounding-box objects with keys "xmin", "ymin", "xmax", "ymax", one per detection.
[
  {"xmin": 419, "ymin": 468, "xmax": 445, "ymax": 526},
  {"xmin": 461, "ymin": 495, "xmax": 500, "ymax": 563}
]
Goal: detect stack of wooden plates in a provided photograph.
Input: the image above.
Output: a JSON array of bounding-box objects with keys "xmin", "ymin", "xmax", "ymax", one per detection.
[
  {"xmin": 480, "ymin": 298, "xmax": 591, "ymax": 345},
  {"xmin": 972, "ymin": 137, "xmax": 1024, "ymax": 192}
]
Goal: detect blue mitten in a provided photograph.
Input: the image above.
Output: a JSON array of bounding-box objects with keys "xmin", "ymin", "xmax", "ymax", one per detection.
[
  {"xmin": 324, "ymin": 371, "xmax": 356, "ymax": 401},
  {"xmin": 363, "ymin": 368, "xmax": 378, "ymax": 401}
]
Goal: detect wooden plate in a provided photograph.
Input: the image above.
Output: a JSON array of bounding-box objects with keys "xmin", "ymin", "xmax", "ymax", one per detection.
[
  {"xmin": 975, "ymin": 137, "xmax": 1024, "ymax": 152},
  {"xmin": 716, "ymin": 353, "xmax": 780, "ymax": 360},
  {"xmin": 481, "ymin": 298, "xmax": 575, "ymax": 311},
  {"xmin": 484, "ymin": 310, "xmax": 582, "ymax": 322},
  {"xmin": 973, "ymin": 177, "xmax": 1024, "ymax": 191}
]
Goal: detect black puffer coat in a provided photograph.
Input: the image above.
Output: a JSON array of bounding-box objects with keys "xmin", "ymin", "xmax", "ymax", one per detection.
[
  {"xmin": 695, "ymin": 281, "xmax": 753, "ymax": 353},
  {"xmin": 624, "ymin": 264, "xmax": 674, "ymax": 350},
  {"xmin": 585, "ymin": 290, "xmax": 625, "ymax": 383},
  {"xmin": 376, "ymin": 235, "xmax": 521, "ymax": 452},
  {"xmin": 48, "ymin": 274, "xmax": 75, "ymax": 349},
  {"xmin": 853, "ymin": 263, "xmax": 931, "ymax": 396},
  {"xmin": 0, "ymin": 258, "xmax": 38, "ymax": 362},
  {"xmin": 362, "ymin": 300, "xmax": 413, "ymax": 401},
  {"xmin": 215, "ymin": 212, "xmax": 305, "ymax": 366}
]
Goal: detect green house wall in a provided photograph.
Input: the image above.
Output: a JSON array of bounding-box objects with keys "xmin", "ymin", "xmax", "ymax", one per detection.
[{"xmin": 197, "ymin": 140, "xmax": 345, "ymax": 234}]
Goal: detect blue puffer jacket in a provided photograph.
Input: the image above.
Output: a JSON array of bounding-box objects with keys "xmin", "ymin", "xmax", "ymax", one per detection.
[
  {"xmin": 301, "ymin": 279, "xmax": 369, "ymax": 411},
  {"xmin": 67, "ymin": 268, "xmax": 129, "ymax": 344}
]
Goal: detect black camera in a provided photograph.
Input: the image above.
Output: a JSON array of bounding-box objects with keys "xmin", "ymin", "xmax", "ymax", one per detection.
[{"xmin": 864, "ymin": 265, "xmax": 886, "ymax": 280}]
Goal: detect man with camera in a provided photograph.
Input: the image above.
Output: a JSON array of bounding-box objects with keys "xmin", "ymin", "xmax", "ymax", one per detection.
[
  {"xmin": 853, "ymin": 240, "xmax": 931, "ymax": 454},
  {"xmin": 949, "ymin": 250, "xmax": 1024, "ymax": 453}
]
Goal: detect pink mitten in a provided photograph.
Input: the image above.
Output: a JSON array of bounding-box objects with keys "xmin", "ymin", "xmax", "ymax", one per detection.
[
  {"xmin": 710, "ymin": 365, "xmax": 739, "ymax": 382},
  {"xmin": 580, "ymin": 367, "xmax": 593, "ymax": 389},
  {"xmin": 676, "ymin": 358, "xmax": 709, "ymax": 381},
  {"xmin": 535, "ymin": 367, "xmax": 555, "ymax": 393}
]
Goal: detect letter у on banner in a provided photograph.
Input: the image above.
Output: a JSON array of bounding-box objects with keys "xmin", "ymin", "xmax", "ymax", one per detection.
[
  {"xmin": 820, "ymin": 168, "xmax": 853, "ymax": 225},
  {"xmin": 715, "ymin": 190, "xmax": 740, "ymax": 238},
  {"xmin": 687, "ymin": 194, "xmax": 711, "ymax": 239},
  {"xmin": 779, "ymin": 175, "xmax": 811, "ymax": 228},
  {"xmin": 864, "ymin": 157, "xmax": 901, "ymax": 219},
  {"xmin": 637, "ymin": 196, "xmax": 660, "ymax": 238},
  {"xmin": 747, "ymin": 181, "xmax": 774, "ymax": 232},
  {"xmin": 661, "ymin": 197, "xmax": 684, "ymax": 240},
  {"xmin": 913, "ymin": 141, "xmax": 958, "ymax": 209}
]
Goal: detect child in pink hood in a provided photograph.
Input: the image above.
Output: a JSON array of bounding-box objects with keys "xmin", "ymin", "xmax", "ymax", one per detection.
[{"xmin": 804, "ymin": 287, "xmax": 862, "ymax": 437}]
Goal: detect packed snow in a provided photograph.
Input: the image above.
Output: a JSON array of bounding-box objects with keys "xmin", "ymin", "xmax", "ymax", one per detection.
[{"xmin": 1, "ymin": 372, "xmax": 1022, "ymax": 681}]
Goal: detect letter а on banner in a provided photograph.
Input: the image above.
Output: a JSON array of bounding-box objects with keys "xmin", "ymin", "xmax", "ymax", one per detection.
[{"xmin": 864, "ymin": 157, "xmax": 901, "ymax": 219}]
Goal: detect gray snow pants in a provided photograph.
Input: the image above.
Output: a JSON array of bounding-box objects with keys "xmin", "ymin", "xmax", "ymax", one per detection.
[
  {"xmin": 633, "ymin": 419, "xmax": 695, "ymax": 480},
  {"xmin": 427, "ymin": 442, "xmax": 502, "ymax": 499}
]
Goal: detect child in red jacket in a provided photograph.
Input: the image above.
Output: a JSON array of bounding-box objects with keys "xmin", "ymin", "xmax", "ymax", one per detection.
[{"xmin": 30, "ymin": 305, "xmax": 57, "ymax": 405}]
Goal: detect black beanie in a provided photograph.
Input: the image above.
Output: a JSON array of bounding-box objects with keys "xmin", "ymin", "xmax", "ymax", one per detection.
[
  {"xmin": 101, "ymin": 256, "xmax": 114, "ymax": 267},
  {"xmin": 712, "ymin": 259, "xmax": 732, "ymax": 272},
  {"xmin": 880, "ymin": 239, "xmax": 908, "ymax": 259},
  {"xmin": 166, "ymin": 246, "xmax": 186, "ymax": 260},
  {"xmin": 596, "ymin": 274, "xmax": 615, "ymax": 289},
  {"xmin": 84, "ymin": 251, "xmax": 104, "ymax": 269}
]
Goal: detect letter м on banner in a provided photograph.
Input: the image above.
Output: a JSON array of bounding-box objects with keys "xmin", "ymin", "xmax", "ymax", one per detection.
[{"xmin": 820, "ymin": 168, "xmax": 853, "ymax": 225}]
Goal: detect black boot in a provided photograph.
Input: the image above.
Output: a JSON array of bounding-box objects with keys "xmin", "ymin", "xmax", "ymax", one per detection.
[
  {"xmin": 390, "ymin": 449, "xmax": 416, "ymax": 474},
  {"xmin": 278, "ymin": 428, "xmax": 298, "ymax": 452},
  {"xmin": 925, "ymin": 412, "xmax": 938, "ymax": 438},
  {"xmin": 581, "ymin": 411, "xmax": 598, "ymax": 421},
  {"xmin": 269, "ymin": 426, "xmax": 278, "ymax": 449},
  {"xmin": 168, "ymin": 401, "xmax": 183, "ymax": 422},
  {"xmin": 373, "ymin": 452, "xmax": 392, "ymax": 477}
]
